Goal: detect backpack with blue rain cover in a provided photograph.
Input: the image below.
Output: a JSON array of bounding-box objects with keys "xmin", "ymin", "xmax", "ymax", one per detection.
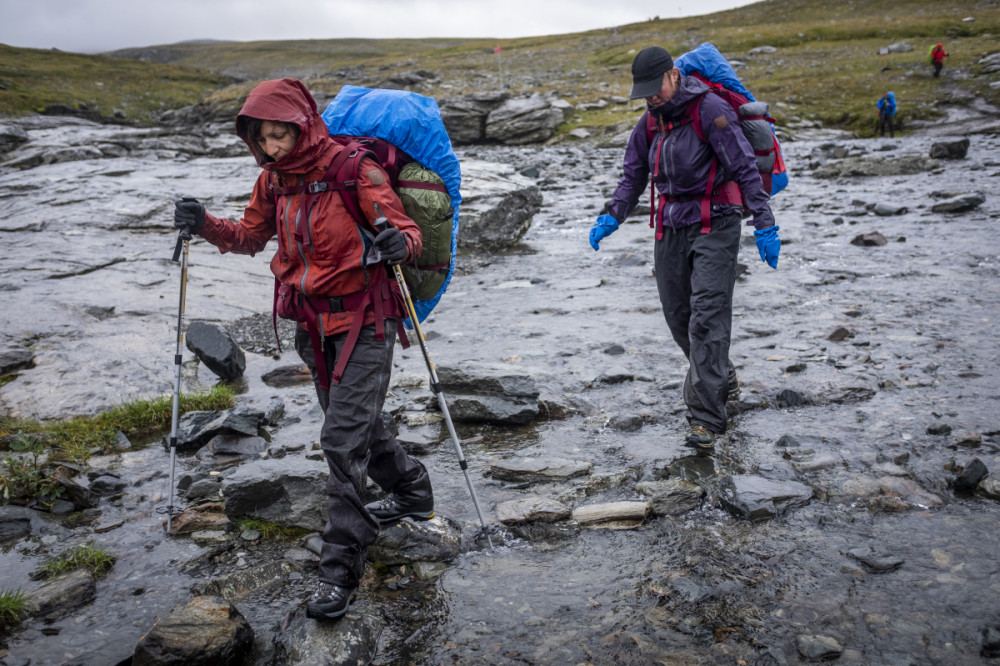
[
  {"xmin": 321, "ymin": 85, "xmax": 461, "ymax": 324},
  {"xmin": 673, "ymin": 43, "xmax": 788, "ymax": 196}
]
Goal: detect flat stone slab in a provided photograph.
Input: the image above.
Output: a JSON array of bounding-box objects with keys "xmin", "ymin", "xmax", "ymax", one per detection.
[
  {"xmin": 490, "ymin": 457, "xmax": 593, "ymax": 484},
  {"xmin": 571, "ymin": 501, "xmax": 649, "ymax": 527}
]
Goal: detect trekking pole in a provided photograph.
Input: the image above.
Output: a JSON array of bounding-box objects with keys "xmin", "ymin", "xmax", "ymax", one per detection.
[
  {"xmin": 373, "ymin": 202, "xmax": 494, "ymax": 550},
  {"xmin": 164, "ymin": 196, "xmax": 195, "ymax": 534}
]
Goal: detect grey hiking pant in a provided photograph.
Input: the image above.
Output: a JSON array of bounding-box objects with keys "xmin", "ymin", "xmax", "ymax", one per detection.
[
  {"xmin": 654, "ymin": 212, "xmax": 742, "ymax": 434},
  {"xmin": 295, "ymin": 322, "xmax": 432, "ymax": 588}
]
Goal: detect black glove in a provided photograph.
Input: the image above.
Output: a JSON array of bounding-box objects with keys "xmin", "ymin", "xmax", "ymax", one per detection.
[
  {"xmin": 174, "ymin": 199, "xmax": 206, "ymax": 236},
  {"xmin": 374, "ymin": 227, "xmax": 408, "ymax": 265}
]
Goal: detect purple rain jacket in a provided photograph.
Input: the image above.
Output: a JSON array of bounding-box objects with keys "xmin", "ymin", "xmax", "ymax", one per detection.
[{"xmin": 607, "ymin": 75, "xmax": 775, "ymax": 232}]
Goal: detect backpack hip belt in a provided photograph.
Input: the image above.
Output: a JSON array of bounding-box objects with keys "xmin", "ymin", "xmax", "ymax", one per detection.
[{"xmin": 273, "ymin": 268, "xmax": 409, "ymax": 391}]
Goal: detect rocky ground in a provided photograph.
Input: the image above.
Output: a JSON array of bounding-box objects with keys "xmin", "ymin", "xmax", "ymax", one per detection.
[{"xmin": 2, "ymin": 108, "xmax": 1000, "ymax": 665}]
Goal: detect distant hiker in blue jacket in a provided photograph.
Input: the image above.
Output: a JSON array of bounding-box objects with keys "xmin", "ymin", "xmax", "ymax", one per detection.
[
  {"xmin": 588, "ymin": 46, "xmax": 779, "ymax": 455},
  {"xmin": 877, "ymin": 91, "xmax": 896, "ymax": 138}
]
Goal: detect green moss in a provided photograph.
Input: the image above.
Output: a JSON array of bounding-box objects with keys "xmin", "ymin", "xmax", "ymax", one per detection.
[
  {"xmin": 234, "ymin": 517, "xmax": 310, "ymax": 541},
  {"xmin": 37, "ymin": 542, "xmax": 116, "ymax": 579},
  {"xmin": 0, "ymin": 384, "xmax": 235, "ymax": 463},
  {"xmin": 0, "ymin": 588, "xmax": 28, "ymax": 626}
]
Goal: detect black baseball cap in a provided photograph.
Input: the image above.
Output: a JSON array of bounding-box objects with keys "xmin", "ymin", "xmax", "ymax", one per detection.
[{"xmin": 630, "ymin": 46, "xmax": 674, "ymax": 100}]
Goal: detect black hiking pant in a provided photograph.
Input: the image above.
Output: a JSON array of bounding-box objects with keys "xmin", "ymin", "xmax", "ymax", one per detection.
[
  {"xmin": 878, "ymin": 112, "xmax": 895, "ymax": 138},
  {"xmin": 295, "ymin": 322, "xmax": 432, "ymax": 588},
  {"xmin": 654, "ymin": 212, "xmax": 741, "ymax": 434},
  {"xmin": 933, "ymin": 62, "xmax": 943, "ymax": 77}
]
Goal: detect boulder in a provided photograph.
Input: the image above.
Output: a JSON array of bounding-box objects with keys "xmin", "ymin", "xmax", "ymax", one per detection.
[
  {"xmin": 931, "ymin": 192, "xmax": 986, "ymax": 213},
  {"xmin": 717, "ymin": 474, "xmax": 813, "ymax": 522},
  {"xmin": 186, "ymin": 321, "xmax": 246, "ymax": 380},
  {"xmin": 132, "ymin": 596, "xmax": 253, "ymax": 666},
  {"xmin": 439, "ymin": 91, "xmax": 509, "ymax": 144},
  {"xmin": 437, "ymin": 364, "xmax": 540, "ymax": 425},
  {"xmin": 0, "ymin": 342, "xmax": 34, "ymax": 374},
  {"xmin": 368, "ymin": 514, "xmax": 462, "ymax": 565},
  {"xmin": 169, "ymin": 407, "xmax": 266, "ymax": 452},
  {"xmin": 484, "ymin": 94, "xmax": 564, "ymax": 145},
  {"xmin": 929, "ymin": 138, "xmax": 970, "ymax": 160},
  {"xmin": 459, "ymin": 160, "xmax": 542, "ymax": 253},
  {"xmin": 635, "ymin": 479, "xmax": 706, "ymax": 516},
  {"xmin": 0, "ymin": 124, "xmax": 30, "ymax": 155},
  {"xmin": 24, "ymin": 569, "xmax": 95, "ymax": 621},
  {"xmin": 222, "ymin": 457, "xmax": 328, "ymax": 531}
]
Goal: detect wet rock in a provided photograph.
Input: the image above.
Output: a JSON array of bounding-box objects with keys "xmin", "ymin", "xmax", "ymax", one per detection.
[
  {"xmin": 976, "ymin": 477, "xmax": 1000, "ymax": 501},
  {"xmin": 495, "ymin": 495, "xmax": 572, "ymax": 524},
  {"xmin": 89, "ymin": 474, "xmax": 127, "ymax": 495},
  {"xmin": 192, "ymin": 561, "xmax": 292, "ymax": 600},
  {"xmin": 261, "ymin": 364, "xmax": 312, "ymax": 388},
  {"xmin": 840, "ymin": 476, "xmax": 943, "ymax": 509},
  {"xmin": 571, "ymin": 501, "xmax": 649, "ymax": 527},
  {"xmin": 952, "ymin": 431, "xmax": 982, "ymax": 448},
  {"xmin": 606, "ymin": 413, "xmax": 644, "ymax": 431},
  {"xmin": 983, "ymin": 624, "xmax": 1000, "ymax": 658},
  {"xmin": 368, "ymin": 514, "xmax": 462, "ymax": 565},
  {"xmin": 775, "ymin": 389, "xmax": 807, "ymax": 407},
  {"xmin": 0, "ymin": 342, "xmax": 34, "ymax": 374},
  {"xmin": 953, "ymin": 458, "xmax": 988, "ymax": 492},
  {"xmin": 796, "ymin": 634, "xmax": 843, "ymax": 659},
  {"xmin": 168, "ymin": 505, "xmax": 230, "ymax": 535},
  {"xmin": 271, "ymin": 603, "xmax": 383, "ymax": 666},
  {"xmin": 827, "ymin": 326, "xmax": 855, "ymax": 342},
  {"xmin": 813, "ymin": 154, "xmax": 938, "ymax": 178},
  {"xmin": 5, "ymin": 144, "xmax": 105, "ymax": 170},
  {"xmin": 0, "ymin": 505, "xmax": 33, "ymax": 540},
  {"xmin": 50, "ymin": 466, "xmax": 100, "ymax": 508},
  {"xmin": 191, "ymin": 529, "xmax": 230, "ymax": 546},
  {"xmin": 184, "ymin": 478, "xmax": 223, "ymax": 500},
  {"xmin": 926, "ymin": 421, "xmax": 953, "ymax": 435},
  {"xmin": 186, "ymin": 321, "xmax": 246, "ymax": 380},
  {"xmin": 930, "ymin": 192, "xmax": 986, "ymax": 213},
  {"xmin": 485, "ymin": 94, "xmax": 565, "ymax": 145},
  {"xmin": 846, "ymin": 545, "xmax": 904, "ymax": 573},
  {"xmin": 508, "ymin": 521, "xmax": 581, "ymax": 541},
  {"xmin": 132, "ymin": 596, "xmax": 253, "ymax": 666},
  {"xmin": 635, "ymin": 479, "xmax": 706, "ymax": 516},
  {"xmin": 222, "ymin": 457, "xmax": 328, "ymax": 531},
  {"xmin": 458, "ymin": 160, "xmax": 542, "ymax": 252},
  {"xmin": 24, "ymin": 569, "xmax": 95, "ymax": 620},
  {"xmin": 0, "ymin": 123, "xmax": 30, "ymax": 154},
  {"xmin": 717, "ymin": 475, "xmax": 813, "ymax": 523},
  {"xmin": 437, "ymin": 364, "xmax": 540, "ymax": 424},
  {"xmin": 196, "ymin": 434, "xmax": 268, "ymax": 466},
  {"xmin": 439, "ymin": 91, "xmax": 510, "ymax": 143},
  {"xmin": 873, "ymin": 202, "xmax": 908, "ymax": 216},
  {"xmin": 851, "ymin": 231, "xmax": 888, "ymax": 246},
  {"xmin": 490, "ymin": 457, "xmax": 593, "ymax": 484},
  {"xmin": 172, "ymin": 408, "xmax": 265, "ymax": 452},
  {"xmin": 929, "ymin": 138, "xmax": 970, "ymax": 159}
]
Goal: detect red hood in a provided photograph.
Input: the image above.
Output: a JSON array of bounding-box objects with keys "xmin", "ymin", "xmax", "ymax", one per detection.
[{"xmin": 236, "ymin": 78, "xmax": 333, "ymax": 174}]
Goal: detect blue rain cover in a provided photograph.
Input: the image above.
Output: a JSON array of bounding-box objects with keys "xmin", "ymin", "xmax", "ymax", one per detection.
[
  {"xmin": 676, "ymin": 43, "xmax": 790, "ymax": 196},
  {"xmin": 675, "ymin": 42, "xmax": 755, "ymax": 101},
  {"xmin": 321, "ymin": 85, "xmax": 461, "ymax": 323}
]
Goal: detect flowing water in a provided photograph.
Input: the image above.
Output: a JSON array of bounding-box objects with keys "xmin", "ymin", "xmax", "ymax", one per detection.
[{"xmin": 2, "ymin": 117, "xmax": 1000, "ymax": 665}]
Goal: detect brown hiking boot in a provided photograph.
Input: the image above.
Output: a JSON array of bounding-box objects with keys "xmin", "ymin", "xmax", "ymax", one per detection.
[{"xmin": 684, "ymin": 425, "xmax": 716, "ymax": 454}]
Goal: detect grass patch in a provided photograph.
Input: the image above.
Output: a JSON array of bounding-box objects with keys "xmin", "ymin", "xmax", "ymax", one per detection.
[
  {"xmin": 0, "ymin": 384, "xmax": 235, "ymax": 463},
  {"xmin": 235, "ymin": 517, "xmax": 310, "ymax": 541},
  {"xmin": 36, "ymin": 542, "xmax": 116, "ymax": 579},
  {"xmin": 0, "ymin": 588, "xmax": 28, "ymax": 626}
]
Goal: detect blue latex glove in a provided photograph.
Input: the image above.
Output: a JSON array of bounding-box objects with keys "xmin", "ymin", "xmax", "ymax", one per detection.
[
  {"xmin": 589, "ymin": 214, "xmax": 619, "ymax": 251},
  {"xmin": 754, "ymin": 225, "xmax": 780, "ymax": 269}
]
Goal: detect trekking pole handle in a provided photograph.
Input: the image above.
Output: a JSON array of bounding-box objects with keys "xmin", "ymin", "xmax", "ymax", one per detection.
[{"xmin": 172, "ymin": 196, "xmax": 197, "ymax": 263}]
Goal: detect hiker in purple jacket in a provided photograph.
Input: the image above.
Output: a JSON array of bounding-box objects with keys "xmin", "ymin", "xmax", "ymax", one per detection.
[{"xmin": 588, "ymin": 46, "xmax": 780, "ymax": 454}]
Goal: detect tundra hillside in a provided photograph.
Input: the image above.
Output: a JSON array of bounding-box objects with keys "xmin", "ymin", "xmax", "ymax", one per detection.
[{"xmin": 1, "ymin": 0, "xmax": 999, "ymax": 135}]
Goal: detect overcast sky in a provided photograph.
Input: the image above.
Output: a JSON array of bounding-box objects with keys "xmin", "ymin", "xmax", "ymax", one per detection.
[{"xmin": 0, "ymin": 0, "xmax": 758, "ymax": 54}]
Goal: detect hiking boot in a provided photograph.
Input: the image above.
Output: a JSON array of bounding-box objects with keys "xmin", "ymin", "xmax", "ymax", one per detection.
[
  {"xmin": 365, "ymin": 495, "xmax": 434, "ymax": 524},
  {"xmin": 727, "ymin": 378, "xmax": 741, "ymax": 403},
  {"xmin": 305, "ymin": 582, "xmax": 357, "ymax": 621},
  {"xmin": 684, "ymin": 425, "xmax": 716, "ymax": 454}
]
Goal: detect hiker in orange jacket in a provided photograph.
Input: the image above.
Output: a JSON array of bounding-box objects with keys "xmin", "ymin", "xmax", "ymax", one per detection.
[
  {"xmin": 931, "ymin": 43, "xmax": 948, "ymax": 78},
  {"xmin": 172, "ymin": 78, "xmax": 435, "ymax": 622}
]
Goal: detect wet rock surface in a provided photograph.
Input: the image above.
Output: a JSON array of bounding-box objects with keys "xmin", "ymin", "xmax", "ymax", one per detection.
[{"xmin": 1, "ymin": 116, "xmax": 1000, "ymax": 665}]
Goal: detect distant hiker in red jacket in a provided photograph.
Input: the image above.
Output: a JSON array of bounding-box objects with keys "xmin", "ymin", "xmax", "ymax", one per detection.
[
  {"xmin": 173, "ymin": 78, "xmax": 434, "ymax": 623},
  {"xmin": 930, "ymin": 43, "xmax": 948, "ymax": 78}
]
